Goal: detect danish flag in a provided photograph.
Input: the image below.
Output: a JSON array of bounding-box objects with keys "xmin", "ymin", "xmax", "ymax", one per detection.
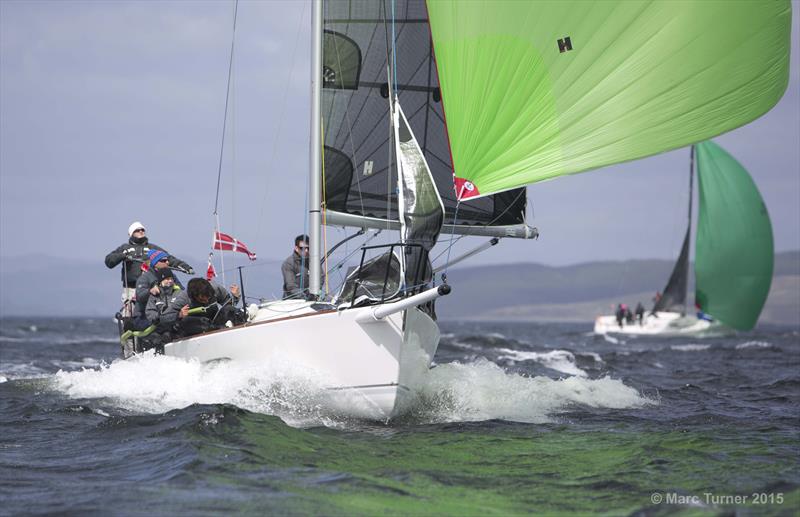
[{"xmin": 213, "ymin": 231, "xmax": 257, "ymax": 261}]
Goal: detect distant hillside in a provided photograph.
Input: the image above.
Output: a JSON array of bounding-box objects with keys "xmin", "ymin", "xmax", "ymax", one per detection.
[
  {"xmin": 1, "ymin": 251, "xmax": 797, "ymax": 326},
  {"xmin": 435, "ymin": 250, "xmax": 800, "ymax": 326}
]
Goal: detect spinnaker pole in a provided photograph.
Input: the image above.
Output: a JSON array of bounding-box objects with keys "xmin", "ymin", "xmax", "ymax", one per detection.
[{"xmin": 308, "ymin": 0, "xmax": 323, "ymax": 298}]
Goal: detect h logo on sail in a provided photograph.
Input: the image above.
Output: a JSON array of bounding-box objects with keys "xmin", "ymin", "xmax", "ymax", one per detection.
[{"xmin": 557, "ymin": 36, "xmax": 573, "ymax": 53}]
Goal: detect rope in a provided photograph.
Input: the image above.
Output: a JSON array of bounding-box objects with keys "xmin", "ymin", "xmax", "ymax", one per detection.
[
  {"xmin": 441, "ymin": 198, "xmax": 461, "ymax": 280},
  {"xmin": 431, "ymin": 187, "xmax": 530, "ymax": 266},
  {"xmin": 257, "ymin": 1, "xmax": 307, "ymax": 238},
  {"xmin": 391, "ymin": 0, "xmax": 398, "ymax": 96},
  {"xmin": 213, "ymin": 0, "xmax": 239, "ymax": 216},
  {"xmin": 321, "ymin": 119, "xmax": 330, "ymax": 297}
]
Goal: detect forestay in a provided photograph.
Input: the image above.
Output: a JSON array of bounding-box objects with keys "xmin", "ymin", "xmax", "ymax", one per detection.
[{"xmin": 426, "ymin": 0, "xmax": 792, "ymax": 199}]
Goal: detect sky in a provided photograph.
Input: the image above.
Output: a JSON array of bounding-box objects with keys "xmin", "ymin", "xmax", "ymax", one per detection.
[{"xmin": 1, "ymin": 0, "xmax": 798, "ymax": 275}]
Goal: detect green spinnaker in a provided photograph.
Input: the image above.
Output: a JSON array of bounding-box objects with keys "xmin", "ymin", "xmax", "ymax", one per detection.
[
  {"xmin": 695, "ymin": 141, "xmax": 774, "ymax": 331},
  {"xmin": 426, "ymin": 0, "xmax": 791, "ymax": 199}
]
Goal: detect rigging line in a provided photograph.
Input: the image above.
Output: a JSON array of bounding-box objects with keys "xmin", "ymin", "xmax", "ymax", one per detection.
[
  {"xmin": 431, "ymin": 188, "xmax": 528, "ymax": 265},
  {"xmin": 433, "ymin": 187, "xmax": 527, "ymax": 267},
  {"xmin": 328, "ymin": 19, "xmax": 389, "ymax": 219},
  {"xmin": 331, "ymin": 29, "xmax": 367, "ymax": 217},
  {"xmin": 321, "ymin": 120, "xmax": 330, "ymax": 297},
  {"xmin": 441, "ymin": 197, "xmax": 462, "ymax": 279},
  {"xmin": 257, "ymin": 1, "xmax": 306, "ymax": 238},
  {"xmin": 391, "ymin": 0, "xmax": 397, "ymax": 96},
  {"xmin": 380, "ymin": 0, "xmax": 394, "ymax": 228},
  {"xmin": 215, "ymin": 214, "xmax": 227, "ymax": 286},
  {"xmin": 325, "ymin": 229, "xmax": 383, "ymax": 275},
  {"xmin": 213, "ymin": 0, "xmax": 239, "ymax": 216}
]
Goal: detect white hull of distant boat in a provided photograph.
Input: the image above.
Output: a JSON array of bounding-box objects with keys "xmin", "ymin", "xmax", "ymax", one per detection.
[
  {"xmin": 162, "ymin": 298, "xmax": 439, "ymax": 420},
  {"xmin": 593, "ymin": 312, "xmax": 713, "ymax": 336}
]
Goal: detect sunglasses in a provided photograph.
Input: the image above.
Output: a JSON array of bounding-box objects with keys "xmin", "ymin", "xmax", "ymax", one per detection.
[
  {"xmin": 134, "ymin": 228, "xmax": 145, "ymax": 233},
  {"xmin": 158, "ymin": 258, "xmax": 168, "ymax": 263}
]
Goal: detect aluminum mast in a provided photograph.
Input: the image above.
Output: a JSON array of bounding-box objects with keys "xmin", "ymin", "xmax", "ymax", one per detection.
[{"xmin": 308, "ymin": 0, "xmax": 323, "ymax": 298}]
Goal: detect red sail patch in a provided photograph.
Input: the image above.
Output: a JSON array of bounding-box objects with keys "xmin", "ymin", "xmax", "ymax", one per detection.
[{"xmin": 454, "ymin": 176, "xmax": 480, "ymax": 200}]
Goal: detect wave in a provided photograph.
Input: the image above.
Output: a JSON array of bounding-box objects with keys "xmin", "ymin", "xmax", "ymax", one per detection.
[
  {"xmin": 51, "ymin": 352, "xmax": 335, "ymax": 428},
  {"xmin": 0, "ymin": 362, "xmax": 51, "ymax": 381},
  {"xmin": 670, "ymin": 344, "xmax": 711, "ymax": 352},
  {"xmin": 49, "ymin": 353, "xmax": 652, "ymax": 428},
  {"xmin": 412, "ymin": 358, "xmax": 652, "ymax": 424},
  {"xmin": 496, "ymin": 348, "xmax": 588, "ymax": 377},
  {"xmin": 736, "ymin": 341, "xmax": 772, "ymax": 350}
]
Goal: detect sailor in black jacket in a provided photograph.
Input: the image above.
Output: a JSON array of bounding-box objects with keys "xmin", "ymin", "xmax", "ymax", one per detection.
[{"xmin": 105, "ymin": 221, "xmax": 193, "ymax": 316}]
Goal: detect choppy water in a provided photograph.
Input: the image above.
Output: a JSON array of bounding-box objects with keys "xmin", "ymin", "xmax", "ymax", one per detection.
[{"xmin": 1, "ymin": 317, "xmax": 798, "ymax": 515}]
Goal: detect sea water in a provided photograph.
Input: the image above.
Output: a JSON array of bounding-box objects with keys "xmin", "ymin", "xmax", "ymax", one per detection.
[{"xmin": 1, "ymin": 318, "xmax": 798, "ymax": 514}]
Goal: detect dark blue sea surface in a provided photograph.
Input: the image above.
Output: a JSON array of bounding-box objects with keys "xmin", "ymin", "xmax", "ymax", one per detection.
[{"xmin": 1, "ymin": 317, "xmax": 798, "ymax": 515}]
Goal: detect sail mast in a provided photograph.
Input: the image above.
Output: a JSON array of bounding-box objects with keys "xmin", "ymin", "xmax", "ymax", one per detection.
[
  {"xmin": 686, "ymin": 145, "xmax": 695, "ymax": 315},
  {"xmin": 308, "ymin": 0, "xmax": 322, "ymax": 298}
]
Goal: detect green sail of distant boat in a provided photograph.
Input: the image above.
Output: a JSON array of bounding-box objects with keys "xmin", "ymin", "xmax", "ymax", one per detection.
[
  {"xmin": 426, "ymin": 0, "xmax": 791, "ymax": 199},
  {"xmin": 694, "ymin": 142, "xmax": 774, "ymax": 331}
]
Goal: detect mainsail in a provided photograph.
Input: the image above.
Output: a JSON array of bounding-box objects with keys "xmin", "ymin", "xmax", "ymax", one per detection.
[
  {"xmin": 321, "ymin": 0, "xmax": 527, "ymax": 233},
  {"xmin": 653, "ymin": 228, "xmax": 691, "ymax": 315},
  {"xmin": 694, "ymin": 141, "xmax": 774, "ymax": 331},
  {"xmin": 654, "ymin": 146, "xmax": 695, "ymax": 314},
  {"xmin": 426, "ymin": 0, "xmax": 791, "ymax": 199}
]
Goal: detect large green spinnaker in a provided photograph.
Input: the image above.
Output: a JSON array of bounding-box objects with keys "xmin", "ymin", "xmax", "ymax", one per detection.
[
  {"xmin": 694, "ymin": 142, "xmax": 773, "ymax": 331},
  {"xmin": 426, "ymin": 0, "xmax": 791, "ymax": 199}
]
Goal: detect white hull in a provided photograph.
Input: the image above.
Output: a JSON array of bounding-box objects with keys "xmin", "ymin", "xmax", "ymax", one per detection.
[
  {"xmin": 593, "ymin": 312, "xmax": 713, "ymax": 336},
  {"xmin": 162, "ymin": 299, "xmax": 439, "ymax": 420}
]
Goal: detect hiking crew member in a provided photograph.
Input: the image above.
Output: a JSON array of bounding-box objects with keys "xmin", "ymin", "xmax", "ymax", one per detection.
[
  {"xmin": 281, "ymin": 234, "xmax": 310, "ymax": 299},
  {"xmin": 145, "ymin": 269, "xmax": 181, "ymax": 327},
  {"xmin": 163, "ymin": 278, "xmax": 241, "ymax": 338},
  {"xmin": 105, "ymin": 221, "xmax": 193, "ymax": 316},
  {"xmin": 133, "ymin": 250, "xmax": 185, "ymax": 329}
]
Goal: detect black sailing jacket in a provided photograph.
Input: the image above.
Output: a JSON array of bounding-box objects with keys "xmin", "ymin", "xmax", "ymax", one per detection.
[{"xmin": 104, "ymin": 237, "xmax": 191, "ymax": 288}]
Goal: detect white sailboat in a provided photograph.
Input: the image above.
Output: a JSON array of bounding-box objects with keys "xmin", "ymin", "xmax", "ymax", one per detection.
[
  {"xmin": 124, "ymin": 0, "xmax": 788, "ymax": 419},
  {"xmin": 594, "ymin": 146, "xmax": 712, "ymax": 336},
  {"xmin": 594, "ymin": 143, "xmax": 775, "ymax": 336}
]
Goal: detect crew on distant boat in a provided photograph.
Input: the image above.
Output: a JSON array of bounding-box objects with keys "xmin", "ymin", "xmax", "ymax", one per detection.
[
  {"xmin": 281, "ymin": 234, "xmax": 311, "ymax": 299},
  {"xmin": 650, "ymin": 291, "xmax": 662, "ymax": 317},
  {"xmin": 635, "ymin": 302, "xmax": 645, "ymax": 325},
  {"xmin": 105, "ymin": 221, "xmax": 193, "ymax": 317},
  {"xmin": 695, "ymin": 302, "xmax": 714, "ymax": 322},
  {"xmin": 615, "ymin": 304, "xmax": 625, "ymax": 328},
  {"xmin": 132, "ymin": 250, "xmax": 185, "ymax": 330},
  {"xmin": 163, "ymin": 278, "xmax": 242, "ymax": 338},
  {"xmin": 625, "ymin": 305, "xmax": 634, "ymax": 324}
]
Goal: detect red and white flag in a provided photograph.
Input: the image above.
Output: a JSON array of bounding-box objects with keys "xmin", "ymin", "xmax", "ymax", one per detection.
[
  {"xmin": 213, "ymin": 231, "xmax": 257, "ymax": 261},
  {"xmin": 206, "ymin": 253, "xmax": 217, "ymax": 280}
]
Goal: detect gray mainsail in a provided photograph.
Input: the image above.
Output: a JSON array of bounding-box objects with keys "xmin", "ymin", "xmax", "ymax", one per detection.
[{"xmin": 321, "ymin": 0, "xmax": 528, "ymax": 233}]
